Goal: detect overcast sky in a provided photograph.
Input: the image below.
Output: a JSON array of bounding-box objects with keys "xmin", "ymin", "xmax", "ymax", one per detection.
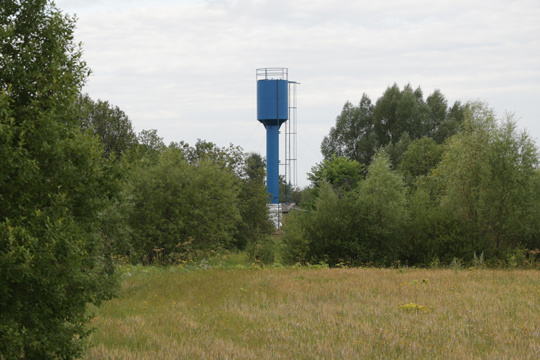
[{"xmin": 56, "ymin": 0, "xmax": 540, "ymax": 187}]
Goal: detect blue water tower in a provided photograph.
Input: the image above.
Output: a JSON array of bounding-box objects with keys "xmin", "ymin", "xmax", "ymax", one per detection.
[{"xmin": 256, "ymin": 68, "xmax": 289, "ymax": 204}]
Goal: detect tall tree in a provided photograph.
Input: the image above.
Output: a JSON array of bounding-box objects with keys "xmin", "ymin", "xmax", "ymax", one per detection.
[
  {"xmin": 437, "ymin": 102, "xmax": 539, "ymax": 252},
  {"xmin": 321, "ymin": 94, "xmax": 377, "ymax": 165},
  {"xmin": 425, "ymin": 89, "xmax": 448, "ymax": 139},
  {"xmin": 78, "ymin": 94, "xmax": 137, "ymax": 157},
  {"xmin": 321, "ymin": 84, "xmax": 465, "ymax": 169},
  {"xmin": 1, "ymin": 1, "xmax": 116, "ymax": 357},
  {"xmin": 357, "ymin": 150, "xmax": 408, "ymax": 261},
  {"xmin": 244, "ymin": 152, "xmax": 266, "ymax": 182},
  {"xmin": 235, "ymin": 153, "xmax": 273, "ymax": 250},
  {"xmin": 374, "ymin": 84, "xmax": 430, "ymax": 143}
]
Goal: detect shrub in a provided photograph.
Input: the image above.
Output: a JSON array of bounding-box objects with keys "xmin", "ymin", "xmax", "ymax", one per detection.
[{"xmin": 128, "ymin": 148, "xmax": 241, "ymax": 263}]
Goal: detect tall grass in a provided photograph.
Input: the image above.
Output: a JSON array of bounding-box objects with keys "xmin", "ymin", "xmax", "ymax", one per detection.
[{"xmin": 85, "ymin": 266, "xmax": 539, "ymax": 359}]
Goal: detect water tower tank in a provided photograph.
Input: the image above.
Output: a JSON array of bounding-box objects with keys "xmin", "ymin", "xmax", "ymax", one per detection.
[{"xmin": 257, "ymin": 79, "xmax": 288, "ymax": 122}]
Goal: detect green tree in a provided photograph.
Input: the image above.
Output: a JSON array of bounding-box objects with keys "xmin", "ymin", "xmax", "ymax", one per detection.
[
  {"xmin": 171, "ymin": 139, "xmax": 245, "ymax": 175},
  {"xmin": 431, "ymin": 100, "xmax": 466, "ymax": 144},
  {"xmin": 281, "ymin": 182, "xmax": 364, "ymax": 266},
  {"xmin": 425, "ymin": 89, "xmax": 448, "ymax": 134},
  {"xmin": 237, "ymin": 153, "xmax": 274, "ymax": 255},
  {"xmin": 1, "ymin": 1, "xmax": 116, "ymax": 357},
  {"xmin": 356, "ymin": 150, "xmax": 408, "ymax": 263},
  {"xmin": 384, "ymin": 131, "xmax": 411, "ymax": 168},
  {"xmin": 401, "ymin": 102, "xmax": 540, "ymax": 265},
  {"xmin": 282, "ymin": 151, "xmax": 407, "ymax": 266},
  {"xmin": 95, "ymin": 157, "xmax": 135, "ymax": 259},
  {"xmin": 308, "ymin": 156, "xmax": 365, "ymax": 191},
  {"xmin": 244, "ymin": 152, "xmax": 266, "ymax": 182},
  {"xmin": 437, "ymin": 102, "xmax": 539, "ymax": 253},
  {"xmin": 279, "ymin": 174, "xmax": 303, "ymax": 204},
  {"xmin": 78, "ymin": 94, "xmax": 137, "ymax": 157},
  {"xmin": 373, "ymin": 84, "xmax": 430, "ymax": 144},
  {"xmin": 135, "ymin": 128, "xmax": 166, "ymax": 162},
  {"xmin": 373, "ymin": 84, "xmax": 429, "ymax": 145},
  {"xmin": 321, "ymin": 94, "xmax": 377, "ymax": 166},
  {"xmin": 128, "ymin": 147, "xmax": 242, "ymax": 262},
  {"xmin": 321, "ymin": 84, "xmax": 465, "ymax": 168},
  {"xmin": 401, "ymin": 185, "xmax": 468, "ymax": 265},
  {"xmin": 400, "ymin": 136, "xmax": 444, "ymax": 183}
]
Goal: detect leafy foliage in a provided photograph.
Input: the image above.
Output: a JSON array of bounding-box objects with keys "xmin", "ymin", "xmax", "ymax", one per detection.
[
  {"xmin": 282, "ymin": 151, "xmax": 406, "ymax": 266},
  {"xmin": 436, "ymin": 102, "xmax": 540, "ymax": 253},
  {"xmin": 237, "ymin": 153, "xmax": 274, "ymax": 250},
  {"xmin": 321, "ymin": 95, "xmax": 377, "ymax": 166},
  {"xmin": 281, "ymin": 182, "xmax": 362, "ymax": 266},
  {"xmin": 171, "ymin": 139, "xmax": 245, "ymax": 175},
  {"xmin": 321, "ymin": 84, "xmax": 465, "ymax": 168},
  {"xmin": 128, "ymin": 147, "xmax": 242, "ymax": 263},
  {"xmin": 135, "ymin": 129, "xmax": 166, "ymax": 162},
  {"xmin": 399, "ymin": 136, "xmax": 444, "ymax": 187},
  {"xmin": 77, "ymin": 94, "xmax": 137, "ymax": 157},
  {"xmin": 118, "ymin": 140, "xmax": 273, "ymax": 263},
  {"xmin": 308, "ymin": 156, "xmax": 365, "ymax": 191},
  {"xmin": 290, "ymin": 99, "xmax": 540, "ymax": 267},
  {"xmin": 1, "ymin": 1, "xmax": 117, "ymax": 357},
  {"xmin": 355, "ymin": 150, "xmax": 407, "ymax": 263}
]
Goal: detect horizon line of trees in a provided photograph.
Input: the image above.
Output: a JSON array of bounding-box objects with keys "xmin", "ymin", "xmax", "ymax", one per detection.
[{"xmin": 282, "ymin": 86, "xmax": 540, "ymax": 267}]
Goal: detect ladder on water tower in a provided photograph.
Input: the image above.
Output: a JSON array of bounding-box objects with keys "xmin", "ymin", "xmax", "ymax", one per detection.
[{"xmin": 283, "ymin": 81, "xmax": 298, "ymax": 205}]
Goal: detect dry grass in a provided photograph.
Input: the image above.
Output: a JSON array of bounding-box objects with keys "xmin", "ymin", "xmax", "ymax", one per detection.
[{"xmin": 85, "ymin": 267, "xmax": 540, "ymax": 359}]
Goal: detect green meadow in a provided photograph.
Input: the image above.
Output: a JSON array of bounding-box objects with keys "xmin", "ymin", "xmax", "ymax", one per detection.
[{"xmin": 85, "ymin": 262, "xmax": 539, "ymax": 359}]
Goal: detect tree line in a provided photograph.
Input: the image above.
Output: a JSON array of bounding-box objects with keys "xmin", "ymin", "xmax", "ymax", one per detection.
[{"xmin": 282, "ymin": 87, "xmax": 540, "ymax": 267}]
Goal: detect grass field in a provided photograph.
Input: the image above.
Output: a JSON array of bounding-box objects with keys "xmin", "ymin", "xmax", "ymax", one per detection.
[{"xmin": 85, "ymin": 263, "xmax": 539, "ymax": 359}]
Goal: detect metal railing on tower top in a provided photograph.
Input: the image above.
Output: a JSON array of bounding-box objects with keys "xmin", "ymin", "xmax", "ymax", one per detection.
[{"xmin": 256, "ymin": 68, "xmax": 288, "ymax": 81}]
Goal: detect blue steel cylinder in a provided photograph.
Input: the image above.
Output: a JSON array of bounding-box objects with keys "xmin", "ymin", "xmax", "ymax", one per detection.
[
  {"xmin": 257, "ymin": 78, "xmax": 288, "ymax": 204},
  {"xmin": 257, "ymin": 79, "xmax": 288, "ymax": 121}
]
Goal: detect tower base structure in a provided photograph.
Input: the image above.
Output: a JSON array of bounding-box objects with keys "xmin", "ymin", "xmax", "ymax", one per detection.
[{"xmin": 267, "ymin": 203, "xmax": 282, "ymax": 229}]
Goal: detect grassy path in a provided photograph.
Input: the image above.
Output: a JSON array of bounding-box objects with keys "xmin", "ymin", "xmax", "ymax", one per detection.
[{"xmin": 85, "ymin": 267, "xmax": 539, "ymax": 359}]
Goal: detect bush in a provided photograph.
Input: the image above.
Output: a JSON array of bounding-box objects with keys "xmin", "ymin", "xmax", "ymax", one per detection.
[
  {"xmin": 246, "ymin": 235, "xmax": 279, "ymax": 265},
  {"xmin": 128, "ymin": 148, "xmax": 242, "ymax": 263},
  {"xmin": 281, "ymin": 152, "xmax": 408, "ymax": 267}
]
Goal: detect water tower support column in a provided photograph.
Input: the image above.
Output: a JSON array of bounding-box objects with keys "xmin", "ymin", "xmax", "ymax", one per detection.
[{"xmin": 265, "ymin": 124, "xmax": 280, "ymax": 204}]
